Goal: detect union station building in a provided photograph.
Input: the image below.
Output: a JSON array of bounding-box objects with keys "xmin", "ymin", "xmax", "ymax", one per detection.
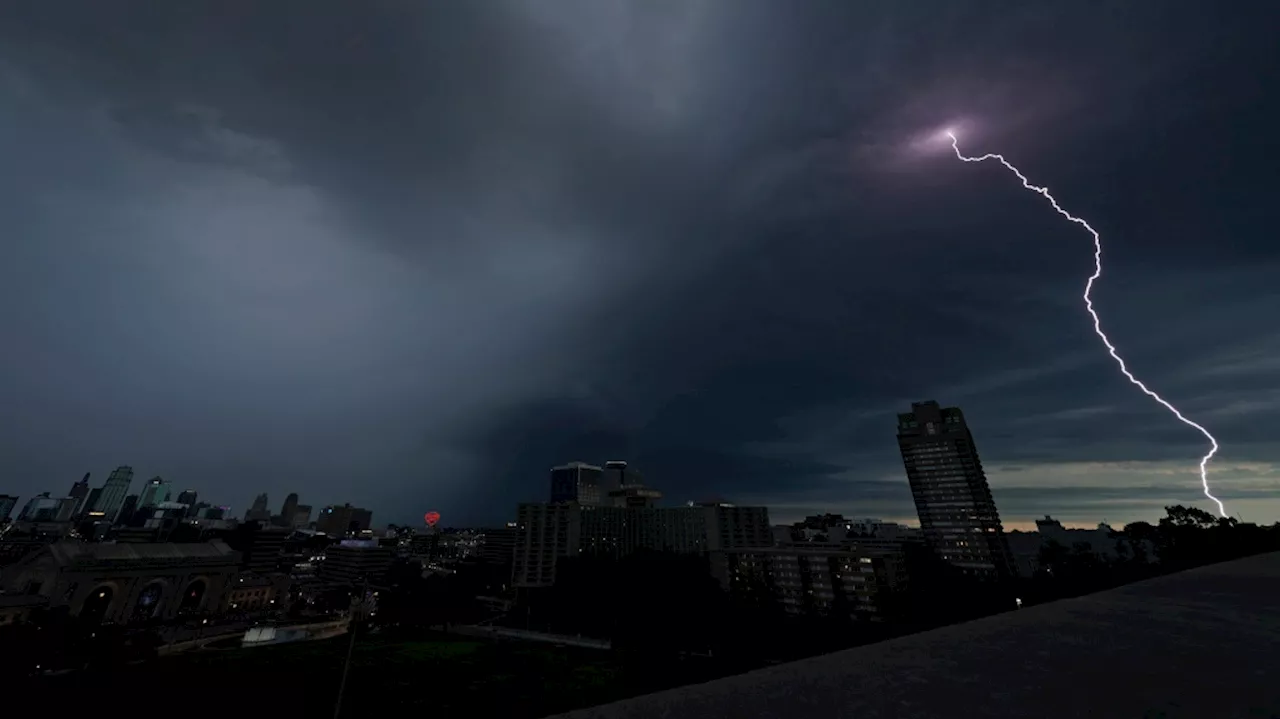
[{"xmin": 0, "ymin": 540, "xmax": 239, "ymax": 625}]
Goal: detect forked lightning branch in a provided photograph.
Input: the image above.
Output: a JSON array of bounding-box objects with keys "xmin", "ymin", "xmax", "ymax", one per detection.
[{"xmin": 944, "ymin": 130, "xmax": 1227, "ymax": 518}]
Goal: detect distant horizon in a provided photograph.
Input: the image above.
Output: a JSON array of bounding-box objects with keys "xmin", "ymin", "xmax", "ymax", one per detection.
[{"xmin": 7, "ymin": 462, "xmax": 1260, "ymax": 536}]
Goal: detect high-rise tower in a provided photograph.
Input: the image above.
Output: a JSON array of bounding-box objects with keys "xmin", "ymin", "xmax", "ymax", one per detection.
[
  {"xmin": 549, "ymin": 462, "xmax": 606, "ymax": 505},
  {"xmin": 138, "ymin": 476, "xmax": 171, "ymax": 509},
  {"xmin": 245, "ymin": 493, "xmax": 271, "ymax": 523},
  {"xmin": 280, "ymin": 493, "xmax": 299, "ymax": 525},
  {"xmin": 91, "ymin": 466, "xmax": 134, "ymax": 522},
  {"xmin": 897, "ymin": 401, "xmax": 1013, "ymax": 578}
]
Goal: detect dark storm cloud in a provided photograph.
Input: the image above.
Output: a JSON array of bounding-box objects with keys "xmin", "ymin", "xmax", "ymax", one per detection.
[{"xmin": 2, "ymin": 1, "xmax": 1277, "ymax": 527}]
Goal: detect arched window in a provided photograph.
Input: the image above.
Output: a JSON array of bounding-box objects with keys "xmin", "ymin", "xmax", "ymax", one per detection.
[
  {"xmin": 178, "ymin": 579, "xmax": 207, "ymax": 614},
  {"xmin": 131, "ymin": 582, "xmax": 165, "ymax": 622},
  {"xmin": 81, "ymin": 585, "xmax": 114, "ymax": 624}
]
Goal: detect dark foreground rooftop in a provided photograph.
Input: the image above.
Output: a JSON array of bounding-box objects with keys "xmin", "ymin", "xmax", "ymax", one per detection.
[{"xmin": 553, "ymin": 552, "xmax": 1280, "ymax": 719}]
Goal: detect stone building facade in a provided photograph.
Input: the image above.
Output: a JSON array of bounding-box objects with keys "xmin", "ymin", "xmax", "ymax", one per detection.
[{"xmin": 0, "ymin": 540, "xmax": 240, "ymax": 624}]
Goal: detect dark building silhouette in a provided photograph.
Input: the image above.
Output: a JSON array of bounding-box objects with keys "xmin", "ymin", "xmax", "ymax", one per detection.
[
  {"xmin": 245, "ymin": 493, "xmax": 270, "ymax": 523},
  {"xmin": 316, "ymin": 503, "xmax": 372, "ymax": 537},
  {"xmin": 549, "ymin": 461, "xmax": 607, "ymax": 505},
  {"xmin": 897, "ymin": 400, "xmax": 1013, "ymax": 578},
  {"xmin": 116, "ymin": 494, "xmax": 140, "ymax": 526},
  {"xmin": 177, "ymin": 489, "xmax": 198, "ymax": 505},
  {"xmin": 83, "ymin": 488, "xmax": 103, "ymax": 517},
  {"xmin": 218, "ymin": 522, "xmax": 290, "ymax": 575},
  {"xmin": 68, "ymin": 474, "xmax": 91, "ymax": 516},
  {"xmin": 480, "ymin": 523, "xmax": 518, "ymax": 566},
  {"xmin": 321, "ymin": 539, "xmax": 393, "ymax": 586},
  {"xmin": 280, "ymin": 493, "xmax": 299, "ymax": 526},
  {"xmin": 0, "ymin": 494, "xmax": 17, "ymax": 521},
  {"xmin": 600, "ymin": 460, "xmax": 641, "ymax": 496}
]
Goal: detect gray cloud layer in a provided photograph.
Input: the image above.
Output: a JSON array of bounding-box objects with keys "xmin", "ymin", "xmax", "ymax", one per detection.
[{"xmin": 2, "ymin": 1, "xmax": 1277, "ymax": 528}]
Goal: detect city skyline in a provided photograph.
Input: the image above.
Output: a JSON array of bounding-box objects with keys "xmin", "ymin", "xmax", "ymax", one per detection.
[
  {"xmin": 1, "ymin": 3, "xmax": 1276, "ymax": 529},
  {"xmin": 0, "ymin": 450, "xmax": 1200, "ymax": 534}
]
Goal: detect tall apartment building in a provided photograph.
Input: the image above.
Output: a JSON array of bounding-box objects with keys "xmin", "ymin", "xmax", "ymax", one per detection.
[
  {"xmin": 897, "ymin": 400, "xmax": 1013, "ymax": 578},
  {"xmin": 601, "ymin": 460, "xmax": 643, "ymax": 492},
  {"xmin": 91, "ymin": 466, "xmax": 134, "ymax": 521}
]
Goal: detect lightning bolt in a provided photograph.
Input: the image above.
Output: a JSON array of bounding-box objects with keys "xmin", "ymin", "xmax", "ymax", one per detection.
[{"xmin": 945, "ymin": 131, "xmax": 1228, "ymax": 518}]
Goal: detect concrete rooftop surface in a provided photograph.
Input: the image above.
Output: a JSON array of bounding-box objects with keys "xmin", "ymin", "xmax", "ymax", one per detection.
[{"xmin": 551, "ymin": 552, "xmax": 1280, "ymax": 719}]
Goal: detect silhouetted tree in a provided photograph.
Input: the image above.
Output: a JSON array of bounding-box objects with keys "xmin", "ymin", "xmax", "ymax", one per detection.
[{"xmin": 1161, "ymin": 505, "xmax": 1218, "ymax": 529}]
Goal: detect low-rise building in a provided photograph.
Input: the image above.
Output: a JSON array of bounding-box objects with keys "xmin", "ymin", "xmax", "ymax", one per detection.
[
  {"xmin": 223, "ymin": 572, "xmax": 291, "ymax": 614},
  {"xmin": 0, "ymin": 540, "xmax": 240, "ymax": 624}
]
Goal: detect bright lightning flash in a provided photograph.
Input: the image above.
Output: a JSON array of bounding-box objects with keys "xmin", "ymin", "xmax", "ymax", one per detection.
[{"xmin": 944, "ymin": 130, "xmax": 1228, "ymax": 518}]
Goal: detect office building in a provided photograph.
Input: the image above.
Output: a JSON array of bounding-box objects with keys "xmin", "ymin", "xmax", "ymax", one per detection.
[
  {"xmin": 0, "ymin": 494, "xmax": 18, "ymax": 521},
  {"xmin": 608, "ymin": 482, "xmax": 663, "ymax": 508},
  {"xmin": 68, "ymin": 474, "xmax": 91, "ymax": 516},
  {"xmin": 218, "ymin": 523, "xmax": 290, "ymax": 575},
  {"xmin": 17, "ymin": 493, "xmax": 46, "ymax": 521},
  {"xmin": 83, "ymin": 488, "xmax": 102, "ymax": 517},
  {"xmin": 91, "ymin": 466, "xmax": 134, "ymax": 521},
  {"xmin": 316, "ymin": 503, "xmax": 372, "ymax": 536},
  {"xmin": 138, "ymin": 477, "xmax": 171, "ymax": 509},
  {"xmin": 897, "ymin": 400, "xmax": 1014, "ymax": 578},
  {"xmin": 17, "ymin": 493, "xmax": 78, "ymax": 522},
  {"xmin": 321, "ymin": 539, "xmax": 394, "ymax": 586},
  {"xmin": 513, "ymin": 503, "xmax": 578, "ymax": 587},
  {"xmin": 245, "ymin": 493, "xmax": 271, "ymax": 523},
  {"xmin": 280, "ymin": 493, "xmax": 299, "ymax": 526},
  {"xmin": 512, "ymin": 499, "xmax": 772, "ymax": 588},
  {"xmin": 139, "ymin": 502, "xmax": 194, "ymax": 539},
  {"xmin": 480, "ymin": 523, "xmax": 519, "ymax": 566},
  {"xmin": 116, "ymin": 495, "xmax": 140, "ymax": 526},
  {"xmin": 549, "ymin": 461, "xmax": 607, "ymax": 505},
  {"xmin": 715, "ymin": 545, "xmax": 909, "ymax": 621},
  {"xmin": 176, "ymin": 489, "xmax": 198, "ymax": 506},
  {"xmin": 198, "ymin": 506, "xmax": 228, "ymax": 520},
  {"xmin": 291, "ymin": 504, "xmax": 312, "ymax": 529},
  {"xmin": 224, "ymin": 573, "xmax": 290, "ymax": 614}
]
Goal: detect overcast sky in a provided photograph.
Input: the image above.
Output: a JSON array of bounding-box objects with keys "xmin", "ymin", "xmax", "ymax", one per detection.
[{"xmin": 2, "ymin": 1, "xmax": 1276, "ymax": 530}]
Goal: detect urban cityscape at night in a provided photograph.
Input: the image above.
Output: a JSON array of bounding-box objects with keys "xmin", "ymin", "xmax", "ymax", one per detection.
[
  {"xmin": 4, "ymin": 401, "xmax": 1278, "ymax": 715},
  {"xmin": 2, "ymin": 1, "xmax": 1278, "ymax": 717}
]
